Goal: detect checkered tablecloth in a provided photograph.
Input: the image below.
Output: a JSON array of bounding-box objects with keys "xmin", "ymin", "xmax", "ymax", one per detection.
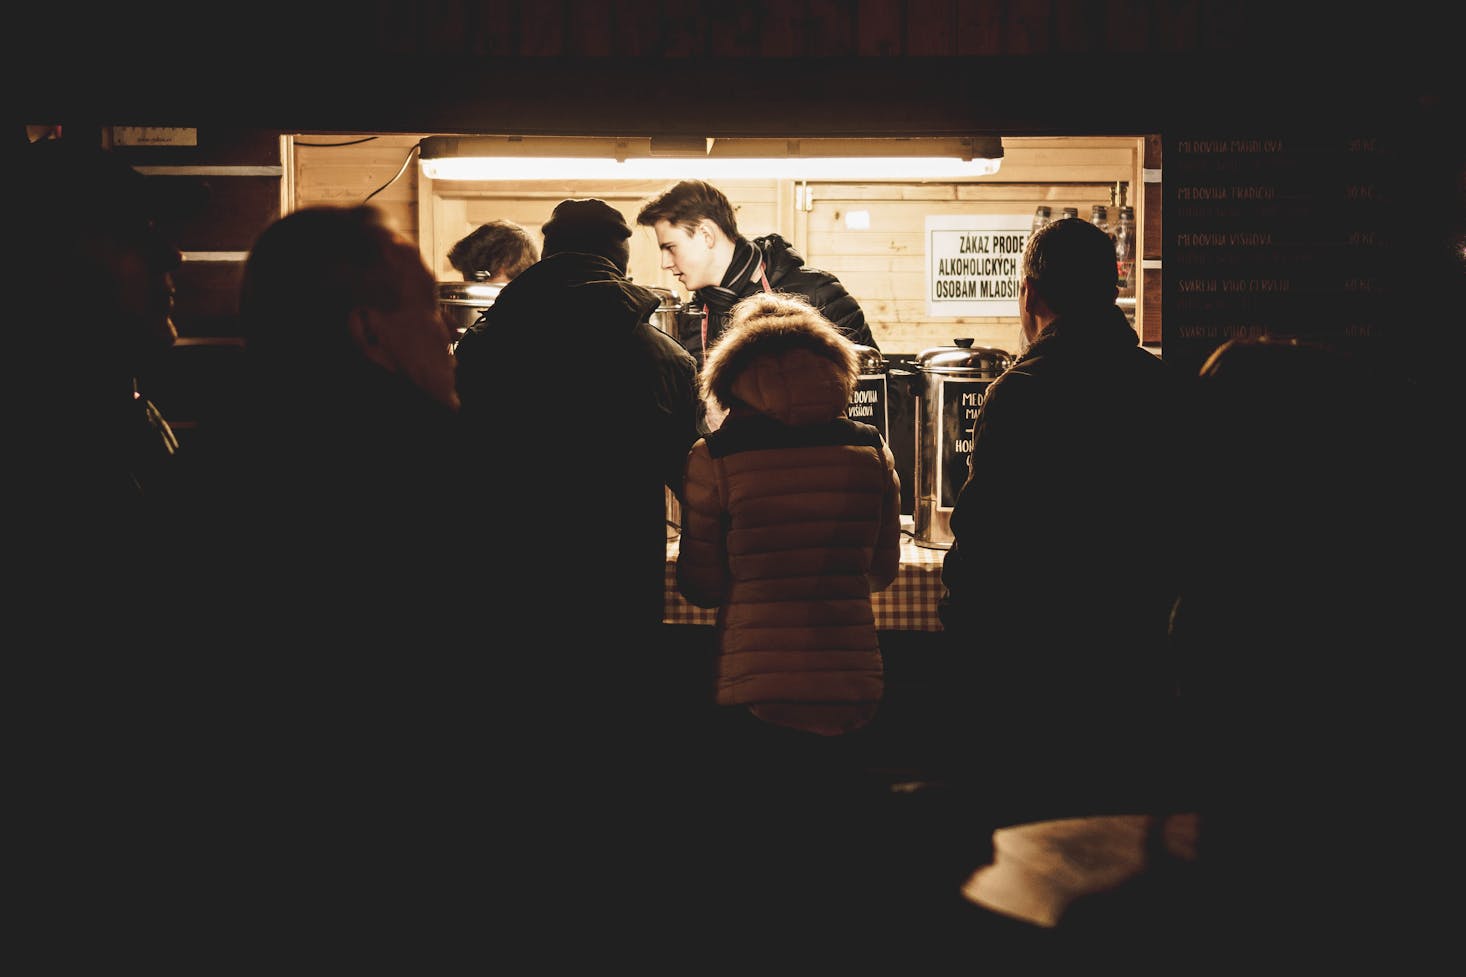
[{"xmin": 663, "ymin": 529, "xmax": 947, "ymax": 632}]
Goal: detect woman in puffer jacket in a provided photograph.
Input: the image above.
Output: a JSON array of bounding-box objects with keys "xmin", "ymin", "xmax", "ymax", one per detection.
[{"xmin": 677, "ymin": 293, "xmax": 901, "ymax": 748}]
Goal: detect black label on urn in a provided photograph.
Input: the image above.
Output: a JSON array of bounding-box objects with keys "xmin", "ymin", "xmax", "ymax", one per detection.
[
  {"xmin": 848, "ymin": 374, "xmax": 888, "ymax": 441},
  {"xmin": 938, "ymin": 377, "xmax": 991, "ymax": 508}
]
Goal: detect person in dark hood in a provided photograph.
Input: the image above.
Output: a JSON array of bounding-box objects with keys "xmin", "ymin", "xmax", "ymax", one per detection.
[
  {"xmin": 454, "ymin": 197, "xmax": 703, "ymax": 677},
  {"xmin": 678, "ymin": 293, "xmax": 901, "ymax": 741},
  {"xmin": 636, "ymin": 179, "xmax": 877, "ymax": 372}
]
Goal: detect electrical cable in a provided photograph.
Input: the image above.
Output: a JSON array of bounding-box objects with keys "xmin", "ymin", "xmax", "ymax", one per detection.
[
  {"xmin": 294, "ymin": 136, "xmax": 380, "ymax": 147},
  {"xmin": 363, "ymin": 140, "xmax": 423, "ymax": 203}
]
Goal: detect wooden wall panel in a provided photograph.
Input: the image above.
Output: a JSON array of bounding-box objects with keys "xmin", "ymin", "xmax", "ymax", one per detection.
[
  {"xmin": 1053, "ymin": 0, "xmax": 1108, "ymax": 54},
  {"xmin": 1142, "ymin": 262, "xmax": 1162, "ymax": 345},
  {"xmin": 708, "ymin": 5, "xmax": 763, "ymax": 57},
  {"xmin": 102, "ymin": 128, "xmax": 285, "ymax": 433},
  {"xmin": 170, "ymin": 263, "xmax": 245, "ymax": 339},
  {"xmin": 806, "ymin": 0, "xmax": 857, "ymax": 56},
  {"xmin": 1005, "ymin": 0, "xmax": 1053, "ymax": 54},
  {"xmin": 608, "ymin": 0, "xmax": 663, "ymax": 55},
  {"xmin": 324, "ymin": 135, "xmax": 1138, "ymax": 354},
  {"xmin": 1103, "ymin": 0, "xmax": 1152, "ymax": 53},
  {"xmin": 1141, "ymin": 133, "xmax": 1163, "ymax": 343},
  {"xmin": 1196, "ymin": 0, "xmax": 1248, "ymax": 52},
  {"xmin": 566, "ymin": 0, "xmax": 615, "ymax": 56},
  {"xmin": 163, "ymin": 177, "xmax": 282, "ymax": 254},
  {"xmin": 416, "ymin": 176, "xmax": 783, "ymax": 294},
  {"xmin": 905, "ymin": 0, "xmax": 955, "ymax": 56},
  {"xmin": 757, "ymin": 2, "xmax": 804, "ymax": 57},
  {"xmin": 1148, "ymin": 0, "xmax": 1201, "ymax": 53},
  {"xmin": 109, "ymin": 128, "xmax": 281, "ymax": 166},
  {"xmin": 371, "ymin": 1, "xmax": 424, "ymax": 56},
  {"xmin": 521, "ymin": 0, "xmax": 567, "ymax": 56},
  {"xmin": 273, "ymin": 0, "xmax": 1422, "ymax": 62},
  {"xmin": 474, "ymin": 1, "xmax": 525, "ymax": 56},
  {"xmin": 660, "ymin": 2, "xmax": 709, "ymax": 56},
  {"xmin": 857, "ymin": 0, "xmax": 904, "ymax": 56},
  {"xmin": 956, "ymin": 0, "xmax": 1006, "ymax": 55},
  {"xmin": 422, "ymin": 1, "xmax": 472, "ymax": 57},
  {"xmin": 293, "ymin": 134, "xmax": 424, "ymax": 242},
  {"xmin": 803, "ymin": 178, "xmax": 1125, "ymax": 354}
]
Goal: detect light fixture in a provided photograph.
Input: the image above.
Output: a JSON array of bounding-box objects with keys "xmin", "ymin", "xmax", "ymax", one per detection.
[{"xmin": 418, "ymin": 135, "xmax": 1003, "ymax": 181}]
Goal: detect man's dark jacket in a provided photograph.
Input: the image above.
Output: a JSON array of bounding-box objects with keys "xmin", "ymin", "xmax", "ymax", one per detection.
[
  {"xmin": 454, "ymin": 251, "xmax": 703, "ymax": 655},
  {"xmin": 938, "ymin": 306, "xmax": 1186, "ymax": 744},
  {"xmin": 674, "ymin": 233, "xmax": 876, "ymax": 369}
]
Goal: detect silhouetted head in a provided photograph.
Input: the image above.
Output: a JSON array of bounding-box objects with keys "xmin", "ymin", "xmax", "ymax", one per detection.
[
  {"xmin": 1022, "ymin": 216, "xmax": 1119, "ymax": 319},
  {"xmin": 540, "ymin": 198, "xmax": 632, "ymax": 273},
  {"xmin": 241, "ymin": 205, "xmax": 457, "ymax": 410},
  {"xmin": 14, "ymin": 136, "xmax": 203, "ymax": 372}
]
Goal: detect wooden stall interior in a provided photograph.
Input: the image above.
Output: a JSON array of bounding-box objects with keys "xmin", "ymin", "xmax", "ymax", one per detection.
[{"xmin": 295, "ymin": 132, "xmax": 1154, "ymax": 358}]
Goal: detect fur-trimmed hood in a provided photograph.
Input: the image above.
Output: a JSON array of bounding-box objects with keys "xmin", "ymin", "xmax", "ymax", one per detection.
[{"xmin": 699, "ymin": 298, "xmax": 858, "ymax": 428}]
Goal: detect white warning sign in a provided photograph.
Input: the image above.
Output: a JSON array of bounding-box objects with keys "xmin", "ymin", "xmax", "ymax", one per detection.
[{"xmin": 925, "ymin": 215, "xmax": 1030, "ymax": 317}]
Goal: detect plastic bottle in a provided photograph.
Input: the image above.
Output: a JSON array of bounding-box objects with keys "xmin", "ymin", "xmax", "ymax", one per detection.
[{"xmin": 1114, "ymin": 206, "xmax": 1136, "ymax": 299}]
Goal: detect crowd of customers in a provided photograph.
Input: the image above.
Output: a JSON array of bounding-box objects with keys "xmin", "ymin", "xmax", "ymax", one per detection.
[{"xmin": 11, "ymin": 132, "xmax": 1443, "ymax": 967}]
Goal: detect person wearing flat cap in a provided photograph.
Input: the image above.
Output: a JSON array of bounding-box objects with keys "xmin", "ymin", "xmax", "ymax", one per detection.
[{"xmin": 453, "ymin": 197, "xmax": 704, "ymax": 717}]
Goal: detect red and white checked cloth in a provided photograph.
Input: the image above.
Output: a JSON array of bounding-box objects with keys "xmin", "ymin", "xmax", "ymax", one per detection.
[{"xmin": 663, "ymin": 531, "xmax": 947, "ymax": 632}]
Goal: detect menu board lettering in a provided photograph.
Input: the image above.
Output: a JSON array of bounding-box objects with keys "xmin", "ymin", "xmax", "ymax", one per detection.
[{"xmin": 1163, "ymin": 130, "xmax": 1402, "ymax": 378}]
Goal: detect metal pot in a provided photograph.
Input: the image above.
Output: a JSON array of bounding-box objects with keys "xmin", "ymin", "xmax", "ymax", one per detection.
[
  {"xmin": 911, "ymin": 339, "xmax": 1012, "ymax": 549},
  {"xmin": 438, "ymin": 280, "xmax": 504, "ymax": 338},
  {"xmin": 647, "ymin": 286, "xmax": 682, "ymax": 334}
]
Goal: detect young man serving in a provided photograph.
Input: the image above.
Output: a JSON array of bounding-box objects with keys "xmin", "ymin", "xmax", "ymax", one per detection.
[{"xmin": 636, "ymin": 179, "xmax": 877, "ymax": 370}]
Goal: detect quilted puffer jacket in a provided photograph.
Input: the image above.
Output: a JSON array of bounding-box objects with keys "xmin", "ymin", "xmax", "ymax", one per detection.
[{"xmin": 677, "ymin": 302, "xmax": 901, "ymax": 735}]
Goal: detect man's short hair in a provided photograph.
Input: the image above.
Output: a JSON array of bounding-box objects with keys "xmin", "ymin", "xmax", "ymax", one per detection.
[
  {"xmin": 446, "ymin": 220, "xmax": 539, "ymax": 281},
  {"xmin": 635, "ymin": 179, "xmax": 740, "ymax": 240},
  {"xmin": 1023, "ymin": 217, "xmax": 1119, "ymax": 318}
]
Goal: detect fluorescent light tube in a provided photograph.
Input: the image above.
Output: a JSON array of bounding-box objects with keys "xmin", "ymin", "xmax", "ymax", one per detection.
[{"xmin": 420, "ymin": 155, "xmax": 1002, "ymax": 181}]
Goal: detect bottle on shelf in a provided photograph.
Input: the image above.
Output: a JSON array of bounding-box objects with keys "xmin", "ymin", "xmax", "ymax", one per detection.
[
  {"xmin": 1061, "ymin": 206, "xmax": 1079, "ymax": 221},
  {"xmin": 1031, "ymin": 205, "xmax": 1052, "ymax": 236},
  {"xmin": 1090, "ymin": 204, "xmax": 1111, "ymax": 240},
  {"xmin": 1114, "ymin": 205, "xmax": 1136, "ymax": 300}
]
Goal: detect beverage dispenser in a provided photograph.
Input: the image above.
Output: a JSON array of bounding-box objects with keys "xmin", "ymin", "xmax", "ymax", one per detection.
[
  {"xmin": 847, "ymin": 344, "xmax": 888, "ymax": 442},
  {"xmin": 912, "ymin": 339, "xmax": 1012, "ymax": 549}
]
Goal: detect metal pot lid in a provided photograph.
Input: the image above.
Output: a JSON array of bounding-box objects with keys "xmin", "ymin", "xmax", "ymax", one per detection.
[
  {"xmin": 646, "ymin": 285, "xmax": 682, "ymax": 309},
  {"xmin": 850, "ymin": 344, "xmax": 886, "ymax": 374},
  {"xmin": 437, "ymin": 281, "xmax": 504, "ymax": 305},
  {"xmin": 915, "ymin": 338, "xmax": 1012, "ymax": 375}
]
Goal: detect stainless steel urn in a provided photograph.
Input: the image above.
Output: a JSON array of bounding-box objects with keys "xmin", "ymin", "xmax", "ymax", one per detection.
[
  {"xmin": 847, "ymin": 344, "xmax": 889, "ymax": 442},
  {"xmin": 912, "ymin": 339, "xmax": 1012, "ymax": 549}
]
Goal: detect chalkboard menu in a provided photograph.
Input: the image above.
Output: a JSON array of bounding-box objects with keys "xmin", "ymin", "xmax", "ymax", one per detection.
[{"xmin": 1163, "ymin": 130, "xmax": 1408, "ymax": 379}]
